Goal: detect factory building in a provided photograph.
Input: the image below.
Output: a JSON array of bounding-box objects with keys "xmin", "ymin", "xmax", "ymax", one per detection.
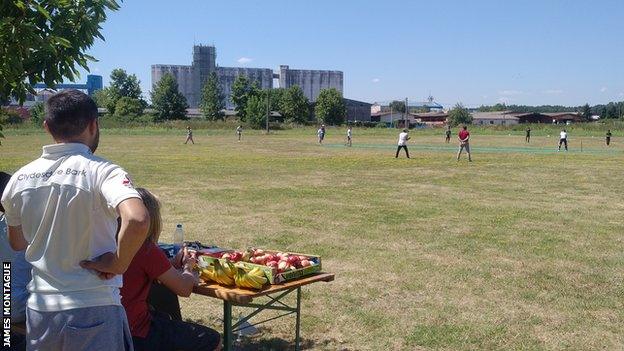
[
  {"xmin": 279, "ymin": 65, "xmax": 343, "ymax": 103},
  {"xmin": 152, "ymin": 45, "xmax": 343, "ymax": 108}
]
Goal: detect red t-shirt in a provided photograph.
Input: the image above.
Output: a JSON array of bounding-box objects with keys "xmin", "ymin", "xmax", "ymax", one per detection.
[
  {"xmin": 121, "ymin": 241, "xmax": 172, "ymax": 338},
  {"xmin": 458, "ymin": 130, "xmax": 470, "ymax": 141}
]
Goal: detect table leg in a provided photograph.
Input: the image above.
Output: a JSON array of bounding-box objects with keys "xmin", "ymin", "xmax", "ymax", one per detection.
[
  {"xmin": 295, "ymin": 287, "xmax": 301, "ymax": 351},
  {"xmin": 223, "ymin": 300, "xmax": 233, "ymax": 351}
]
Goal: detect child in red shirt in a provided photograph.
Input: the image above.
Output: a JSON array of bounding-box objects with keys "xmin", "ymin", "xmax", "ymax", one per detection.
[{"xmin": 121, "ymin": 188, "xmax": 221, "ymax": 351}]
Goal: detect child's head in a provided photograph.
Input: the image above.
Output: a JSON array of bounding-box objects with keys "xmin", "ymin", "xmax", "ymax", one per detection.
[
  {"xmin": 136, "ymin": 187, "xmax": 162, "ymax": 243},
  {"xmin": 0, "ymin": 172, "xmax": 11, "ymax": 213}
]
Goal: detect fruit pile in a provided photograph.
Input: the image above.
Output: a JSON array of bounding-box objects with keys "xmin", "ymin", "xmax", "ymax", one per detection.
[
  {"xmin": 198, "ymin": 258, "xmax": 268, "ymax": 290},
  {"xmin": 217, "ymin": 248, "xmax": 318, "ymax": 273}
]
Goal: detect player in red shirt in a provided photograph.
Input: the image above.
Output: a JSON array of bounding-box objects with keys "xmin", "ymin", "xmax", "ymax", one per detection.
[
  {"xmin": 457, "ymin": 125, "xmax": 472, "ymax": 162},
  {"xmin": 121, "ymin": 188, "xmax": 221, "ymax": 351}
]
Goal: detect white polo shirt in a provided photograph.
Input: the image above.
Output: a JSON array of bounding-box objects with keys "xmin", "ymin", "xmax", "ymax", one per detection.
[{"xmin": 1, "ymin": 143, "xmax": 140, "ymax": 312}]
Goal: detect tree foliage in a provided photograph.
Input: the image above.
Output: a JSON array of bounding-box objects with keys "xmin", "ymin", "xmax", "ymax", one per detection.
[
  {"xmin": 151, "ymin": 73, "xmax": 188, "ymax": 121},
  {"xmin": 105, "ymin": 69, "xmax": 145, "ymax": 115},
  {"xmin": 478, "ymin": 103, "xmax": 507, "ymax": 112},
  {"xmin": 389, "ymin": 100, "xmax": 406, "ymax": 113},
  {"xmin": 231, "ymin": 75, "xmax": 253, "ymax": 120},
  {"xmin": 92, "ymin": 88, "xmax": 111, "ymax": 109},
  {"xmin": 448, "ymin": 103, "xmax": 473, "ymax": 126},
  {"xmin": 581, "ymin": 103, "xmax": 591, "ymax": 122},
  {"xmin": 0, "ymin": 0, "xmax": 120, "ymax": 103},
  {"xmin": 315, "ymin": 88, "xmax": 346, "ymax": 125},
  {"xmin": 115, "ymin": 97, "xmax": 144, "ymax": 118},
  {"xmin": 244, "ymin": 93, "xmax": 267, "ymax": 129},
  {"xmin": 200, "ymin": 72, "xmax": 225, "ymax": 120},
  {"xmin": 280, "ymin": 86, "xmax": 310, "ymax": 123},
  {"xmin": 30, "ymin": 102, "xmax": 45, "ymax": 126}
]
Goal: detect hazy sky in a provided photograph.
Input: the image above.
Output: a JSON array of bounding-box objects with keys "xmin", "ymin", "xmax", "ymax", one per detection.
[{"xmin": 83, "ymin": 0, "xmax": 624, "ymax": 107}]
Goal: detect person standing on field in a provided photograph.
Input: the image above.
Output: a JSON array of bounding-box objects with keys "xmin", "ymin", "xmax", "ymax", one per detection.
[
  {"xmin": 526, "ymin": 127, "xmax": 531, "ymax": 143},
  {"xmin": 346, "ymin": 126, "xmax": 352, "ymax": 146},
  {"xmin": 445, "ymin": 125, "xmax": 452, "ymax": 143},
  {"xmin": 395, "ymin": 129, "xmax": 410, "ymax": 158},
  {"xmin": 606, "ymin": 129, "xmax": 612, "ymax": 146},
  {"xmin": 236, "ymin": 125, "xmax": 243, "ymax": 142},
  {"xmin": 184, "ymin": 126, "xmax": 194, "ymax": 144},
  {"xmin": 558, "ymin": 129, "xmax": 568, "ymax": 151},
  {"xmin": 1, "ymin": 90, "xmax": 150, "ymax": 351},
  {"xmin": 317, "ymin": 125, "xmax": 325, "ymax": 144},
  {"xmin": 457, "ymin": 125, "xmax": 472, "ymax": 162}
]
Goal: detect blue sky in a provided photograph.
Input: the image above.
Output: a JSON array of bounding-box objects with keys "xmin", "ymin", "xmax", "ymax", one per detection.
[{"xmin": 83, "ymin": 0, "xmax": 624, "ymax": 107}]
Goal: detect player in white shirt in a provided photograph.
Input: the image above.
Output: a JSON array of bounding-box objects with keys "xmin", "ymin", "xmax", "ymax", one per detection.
[
  {"xmin": 346, "ymin": 126, "xmax": 353, "ymax": 146},
  {"xmin": 1, "ymin": 90, "xmax": 150, "ymax": 350},
  {"xmin": 236, "ymin": 125, "xmax": 243, "ymax": 141},
  {"xmin": 558, "ymin": 129, "xmax": 568, "ymax": 151},
  {"xmin": 317, "ymin": 124, "xmax": 325, "ymax": 144},
  {"xmin": 395, "ymin": 129, "xmax": 411, "ymax": 158}
]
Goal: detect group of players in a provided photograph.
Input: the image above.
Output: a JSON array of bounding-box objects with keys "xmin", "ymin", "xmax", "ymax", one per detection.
[{"xmin": 183, "ymin": 124, "xmax": 615, "ymax": 159}]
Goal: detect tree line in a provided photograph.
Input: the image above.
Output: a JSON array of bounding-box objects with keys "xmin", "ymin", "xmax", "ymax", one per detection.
[{"xmin": 87, "ymin": 69, "xmax": 347, "ymax": 128}]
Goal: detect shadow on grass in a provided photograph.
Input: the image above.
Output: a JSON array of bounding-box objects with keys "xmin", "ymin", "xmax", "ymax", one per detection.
[
  {"xmin": 236, "ymin": 333, "xmax": 350, "ymax": 351},
  {"xmin": 184, "ymin": 318, "xmax": 349, "ymax": 351}
]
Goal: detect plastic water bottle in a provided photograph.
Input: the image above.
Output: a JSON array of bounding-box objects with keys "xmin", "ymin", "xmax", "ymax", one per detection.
[{"xmin": 173, "ymin": 224, "xmax": 184, "ymax": 253}]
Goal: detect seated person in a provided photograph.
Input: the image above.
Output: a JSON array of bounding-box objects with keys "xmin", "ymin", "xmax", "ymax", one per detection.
[
  {"xmin": 0, "ymin": 172, "xmax": 30, "ymax": 350},
  {"xmin": 121, "ymin": 187, "xmax": 221, "ymax": 351}
]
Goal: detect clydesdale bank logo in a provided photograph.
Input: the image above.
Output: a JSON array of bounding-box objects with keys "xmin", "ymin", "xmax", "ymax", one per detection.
[{"xmin": 16, "ymin": 168, "xmax": 87, "ymax": 181}]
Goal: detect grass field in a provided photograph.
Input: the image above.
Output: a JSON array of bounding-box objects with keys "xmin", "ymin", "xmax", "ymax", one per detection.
[{"xmin": 2, "ymin": 127, "xmax": 623, "ymax": 350}]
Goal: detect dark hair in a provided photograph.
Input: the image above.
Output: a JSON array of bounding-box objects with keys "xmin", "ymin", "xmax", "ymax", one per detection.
[
  {"xmin": 0, "ymin": 172, "xmax": 12, "ymax": 213},
  {"xmin": 463, "ymin": 126, "xmax": 467, "ymax": 130},
  {"xmin": 403, "ymin": 129, "xmax": 408, "ymax": 132},
  {"xmin": 45, "ymin": 90, "xmax": 98, "ymax": 139}
]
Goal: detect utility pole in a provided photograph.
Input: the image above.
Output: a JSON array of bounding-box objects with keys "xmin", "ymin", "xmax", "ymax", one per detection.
[
  {"xmin": 405, "ymin": 97, "xmax": 409, "ymax": 129},
  {"xmin": 266, "ymin": 89, "xmax": 270, "ymax": 133}
]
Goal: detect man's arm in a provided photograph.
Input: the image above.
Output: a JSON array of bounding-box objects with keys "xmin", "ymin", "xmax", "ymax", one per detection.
[
  {"xmin": 7, "ymin": 225, "xmax": 28, "ymax": 251},
  {"xmin": 81, "ymin": 198, "xmax": 149, "ymax": 275}
]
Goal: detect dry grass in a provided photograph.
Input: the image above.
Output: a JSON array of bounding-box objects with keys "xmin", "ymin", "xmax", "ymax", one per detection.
[{"xmin": 1, "ymin": 127, "xmax": 623, "ymax": 350}]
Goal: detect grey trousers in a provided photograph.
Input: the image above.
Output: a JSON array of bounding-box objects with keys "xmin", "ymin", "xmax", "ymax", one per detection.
[{"xmin": 26, "ymin": 305, "xmax": 133, "ymax": 351}]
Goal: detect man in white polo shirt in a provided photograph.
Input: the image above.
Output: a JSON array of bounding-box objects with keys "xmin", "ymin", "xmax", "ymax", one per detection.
[{"xmin": 1, "ymin": 90, "xmax": 150, "ymax": 350}]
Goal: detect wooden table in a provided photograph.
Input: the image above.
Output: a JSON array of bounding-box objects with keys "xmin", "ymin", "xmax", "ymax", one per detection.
[{"xmin": 193, "ymin": 272, "xmax": 334, "ymax": 351}]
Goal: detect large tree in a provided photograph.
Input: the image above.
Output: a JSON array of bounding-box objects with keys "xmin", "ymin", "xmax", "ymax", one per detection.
[
  {"xmin": 114, "ymin": 97, "xmax": 144, "ymax": 118},
  {"xmin": 448, "ymin": 103, "xmax": 473, "ymax": 126},
  {"xmin": 199, "ymin": 72, "xmax": 225, "ymax": 120},
  {"xmin": 244, "ymin": 93, "xmax": 268, "ymax": 129},
  {"xmin": 581, "ymin": 103, "xmax": 591, "ymax": 121},
  {"xmin": 151, "ymin": 73, "xmax": 188, "ymax": 121},
  {"xmin": 231, "ymin": 75, "xmax": 251, "ymax": 120},
  {"xmin": 106, "ymin": 68, "xmax": 145, "ymax": 115},
  {"xmin": 606, "ymin": 102, "xmax": 618, "ymax": 119},
  {"xmin": 280, "ymin": 86, "xmax": 310, "ymax": 123},
  {"xmin": 389, "ymin": 100, "xmax": 406, "ymax": 113},
  {"xmin": 0, "ymin": 0, "xmax": 120, "ymax": 103},
  {"xmin": 315, "ymin": 88, "xmax": 346, "ymax": 125}
]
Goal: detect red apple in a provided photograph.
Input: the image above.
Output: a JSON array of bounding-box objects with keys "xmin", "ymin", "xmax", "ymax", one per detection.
[
  {"xmin": 287, "ymin": 256, "xmax": 299, "ymax": 265},
  {"xmin": 278, "ymin": 261, "xmax": 289, "ymax": 271}
]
